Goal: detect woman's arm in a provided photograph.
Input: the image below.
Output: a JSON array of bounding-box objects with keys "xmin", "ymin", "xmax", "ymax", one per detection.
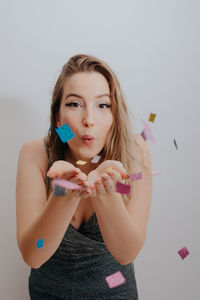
[
  {"xmin": 90, "ymin": 134, "xmax": 153, "ymax": 265},
  {"xmin": 16, "ymin": 140, "xmax": 83, "ymax": 269}
]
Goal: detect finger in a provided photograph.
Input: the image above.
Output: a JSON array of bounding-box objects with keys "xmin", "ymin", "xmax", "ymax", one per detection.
[
  {"xmin": 105, "ymin": 169, "xmax": 124, "ymax": 185},
  {"xmin": 95, "ymin": 178, "xmax": 106, "ymax": 196},
  {"xmin": 102, "ymin": 173, "xmax": 115, "ymax": 194}
]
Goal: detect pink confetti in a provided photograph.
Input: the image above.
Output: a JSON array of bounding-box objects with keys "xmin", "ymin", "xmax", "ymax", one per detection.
[
  {"xmin": 52, "ymin": 178, "xmax": 81, "ymax": 190},
  {"xmin": 116, "ymin": 182, "xmax": 131, "ymax": 194},
  {"xmin": 130, "ymin": 172, "xmax": 142, "ymax": 181},
  {"xmin": 105, "ymin": 271, "xmax": 126, "ymax": 289},
  {"xmin": 178, "ymin": 246, "xmax": 190, "ymax": 260},
  {"xmin": 141, "ymin": 120, "xmax": 156, "ymax": 144}
]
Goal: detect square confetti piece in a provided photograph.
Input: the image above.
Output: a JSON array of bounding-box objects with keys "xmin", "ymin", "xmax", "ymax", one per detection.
[
  {"xmin": 116, "ymin": 182, "xmax": 131, "ymax": 194},
  {"xmin": 130, "ymin": 172, "xmax": 142, "ymax": 181},
  {"xmin": 37, "ymin": 238, "xmax": 44, "ymax": 249},
  {"xmin": 76, "ymin": 160, "xmax": 87, "ymax": 165},
  {"xmin": 148, "ymin": 113, "xmax": 156, "ymax": 122},
  {"xmin": 91, "ymin": 155, "xmax": 101, "ymax": 163},
  {"xmin": 178, "ymin": 246, "xmax": 190, "ymax": 260},
  {"xmin": 105, "ymin": 271, "xmax": 126, "ymax": 289},
  {"xmin": 141, "ymin": 120, "xmax": 156, "ymax": 144},
  {"xmin": 55, "ymin": 123, "xmax": 75, "ymax": 143}
]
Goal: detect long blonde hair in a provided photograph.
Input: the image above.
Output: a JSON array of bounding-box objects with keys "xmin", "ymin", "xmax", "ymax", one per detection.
[{"xmin": 45, "ymin": 53, "xmax": 142, "ymax": 206}]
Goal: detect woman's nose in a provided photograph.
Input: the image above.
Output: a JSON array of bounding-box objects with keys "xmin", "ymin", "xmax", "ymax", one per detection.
[{"xmin": 82, "ymin": 108, "xmax": 95, "ymax": 127}]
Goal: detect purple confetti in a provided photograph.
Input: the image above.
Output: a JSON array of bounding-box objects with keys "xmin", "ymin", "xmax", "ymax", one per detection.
[
  {"xmin": 178, "ymin": 246, "xmax": 190, "ymax": 260},
  {"xmin": 116, "ymin": 182, "xmax": 131, "ymax": 194}
]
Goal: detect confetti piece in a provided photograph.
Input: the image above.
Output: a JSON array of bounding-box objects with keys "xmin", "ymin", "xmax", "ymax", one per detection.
[
  {"xmin": 148, "ymin": 113, "xmax": 156, "ymax": 122},
  {"xmin": 37, "ymin": 238, "xmax": 44, "ymax": 249},
  {"xmin": 52, "ymin": 178, "xmax": 81, "ymax": 190},
  {"xmin": 178, "ymin": 246, "xmax": 190, "ymax": 260},
  {"xmin": 91, "ymin": 155, "xmax": 101, "ymax": 163},
  {"xmin": 104, "ymin": 166, "xmax": 114, "ymax": 172},
  {"xmin": 53, "ymin": 184, "xmax": 67, "ymax": 196},
  {"xmin": 105, "ymin": 271, "xmax": 126, "ymax": 289},
  {"xmin": 130, "ymin": 172, "xmax": 142, "ymax": 181},
  {"xmin": 152, "ymin": 170, "xmax": 162, "ymax": 176},
  {"xmin": 174, "ymin": 139, "xmax": 178, "ymax": 150},
  {"xmin": 116, "ymin": 182, "xmax": 131, "ymax": 194},
  {"xmin": 76, "ymin": 160, "xmax": 87, "ymax": 165},
  {"xmin": 55, "ymin": 123, "xmax": 75, "ymax": 143},
  {"xmin": 141, "ymin": 120, "xmax": 156, "ymax": 144}
]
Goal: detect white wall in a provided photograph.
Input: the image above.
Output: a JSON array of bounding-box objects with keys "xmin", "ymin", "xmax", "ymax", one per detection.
[{"xmin": 0, "ymin": 0, "xmax": 199, "ymax": 299}]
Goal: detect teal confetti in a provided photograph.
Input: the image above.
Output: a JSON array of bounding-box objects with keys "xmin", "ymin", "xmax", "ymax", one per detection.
[
  {"xmin": 55, "ymin": 123, "xmax": 75, "ymax": 143},
  {"xmin": 37, "ymin": 238, "xmax": 44, "ymax": 249}
]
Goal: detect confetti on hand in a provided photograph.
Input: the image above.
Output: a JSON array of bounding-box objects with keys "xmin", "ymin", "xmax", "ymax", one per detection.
[
  {"xmin": 55, "ymin": 123, "xmax": 75, "ymax": 143},
  {"xmin": 104, "ymin": 166, "xmax": 114, "ymax": 172},
  {"xmin": 76, "ymin": 160, "xmax": 87, "ymax": 165},
  {"xmin": 37, "ymin": 238, "xmax": 44, "ymax": 249},
  {"xmin": 105, "ymin": 271, "xmax": 126, "ymax": 289},
  {"xmin": 116, "ymin": 182, "xmax": 131, "ymax": 195},
  {"xmin": 91, "ymin": 155, "xmax": 101, "ymax": 163},
  {"xmin": 148, "ymin": 113, "xmax": 156, "ymax": 122},
  {"xmin": 178, "ymin": 246, "xmax": 190, "ymax": 260},
  {"xmin": 52, "ymin": 178, "xmax": 82, "ymax": 190}
]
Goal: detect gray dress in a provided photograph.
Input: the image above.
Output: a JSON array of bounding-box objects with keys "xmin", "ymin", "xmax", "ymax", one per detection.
[{"xmin": 28, "ymin": 139, "xmax": 139, "ymax": 300}]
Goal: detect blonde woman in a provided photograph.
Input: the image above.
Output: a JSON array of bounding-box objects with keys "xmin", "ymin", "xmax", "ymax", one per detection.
[{"xmin": 16, "ymin": 54, "xmax": 152, "ymax": 299}]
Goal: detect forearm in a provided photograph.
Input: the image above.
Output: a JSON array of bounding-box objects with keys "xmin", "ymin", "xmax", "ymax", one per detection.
[
  {"xmin": 91, "ymin": 193, "xmax": 144, "ymax": 265},
  {"xmin": 20, "ymin": 192, "xmax": 80, "ymax": 269}
]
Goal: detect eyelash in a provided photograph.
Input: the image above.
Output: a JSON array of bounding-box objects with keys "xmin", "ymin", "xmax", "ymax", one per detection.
[{"xmin": 65, "ymin": 102, "xmax": 111, "ymax": 109}]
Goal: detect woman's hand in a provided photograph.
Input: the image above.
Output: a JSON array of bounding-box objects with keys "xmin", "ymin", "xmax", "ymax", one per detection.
[
  {"xmin": 47, "ymin": 160, "xmax": 91, "ymax": 198},
  {"xmin": 87, "ymin": 160, "xmax": 129, "ymax": 198}
]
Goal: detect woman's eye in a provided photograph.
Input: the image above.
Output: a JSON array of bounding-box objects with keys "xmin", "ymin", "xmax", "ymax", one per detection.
[
  {"xmin": 99, "ymin": 103, "xmax": 111, "ymax": 109},
  {"xmin": 65, "ymin": 102, "xmax": 80, "ymax": 108}
]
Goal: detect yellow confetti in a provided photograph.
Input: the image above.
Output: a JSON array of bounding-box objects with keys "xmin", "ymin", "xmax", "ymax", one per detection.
[
  {"xmin": 148, "ymin": 113, "xmax": 156, "ymax": 123},
  {"xmin": 76, "ymin": 160, "xmax": 87, "ymax": 165},
  {"xmin": 104, "ymin": 166, "xmax": 114, "ymax": 172}
]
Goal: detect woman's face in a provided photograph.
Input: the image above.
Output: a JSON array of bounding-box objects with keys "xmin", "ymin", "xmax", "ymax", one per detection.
[{"xmin": 57, "ymin": 71, "xmax": 113, "ymax": 162}]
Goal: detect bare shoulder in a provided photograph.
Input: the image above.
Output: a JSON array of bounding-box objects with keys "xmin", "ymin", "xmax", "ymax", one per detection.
[{"xmin": 18, "ymin": 137, "xmax": 48, "ymax": 179}]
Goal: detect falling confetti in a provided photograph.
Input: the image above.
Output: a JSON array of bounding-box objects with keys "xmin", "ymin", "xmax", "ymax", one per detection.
[
  {"xmin": 76, "ymin": 160, "xmax": 87, "ymax": 165},
  {"xmin": 52, "ymin": 178, "xmax": 82, "ymax": 190},
  {"xmin": 37, "ymin": 238, "xmax": 44, "ymax": 249},
  {"xmin": 55, "ymin": 123, "xmax": 75, "ymax": 143},
  {"xmin": 116, "ymin": 182, "xmax": 131, "ymax": 194},
  {"xmin": 178, "ymin": 246, "xmax": 190, "ymax": 260},
  {"xmin": 105, "ymin": 271, "xmax": 126, "ymax": 289},
  {"xmin": 174, "ymin": 139, "xmax": 178, "ymax": 150},
  {"xmin": 148, "ymin": 113, "xmax": 157, "ymax": 123},
  {"xmin": 141, "ymin": 120, "xmax": 156, "ymax": 144},
  {"xmin": 130, "ymin": 172, "xmax": 142, "ymax": 181},
  {"xmin": 91, "ymin": 155, "xmax": 101, "ymax": 163},
  {"xmin": 152, "ymin": 170, "xmax": 162, "ymax": 176}
]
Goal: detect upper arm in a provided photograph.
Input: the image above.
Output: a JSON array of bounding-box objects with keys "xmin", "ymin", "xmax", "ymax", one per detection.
[
  {"xmin": 126, "ymin": 134, "xmax": 153, "ymax": 243},
  {"xmin": 16, "ymin": 140, "xmax": 48, "ymax": 250}
]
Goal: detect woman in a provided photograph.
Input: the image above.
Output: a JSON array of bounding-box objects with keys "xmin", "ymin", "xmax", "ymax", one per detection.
[{"xmin": 16, "ymin": 54, "xmax": 153, "ymax": 299}]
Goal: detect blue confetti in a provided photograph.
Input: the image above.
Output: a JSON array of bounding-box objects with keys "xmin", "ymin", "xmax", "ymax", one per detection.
[
  {"xmin": 174, "ymin": 139, "xmax": 178, "ymax": 149},
  {"xmin": 37, "ymin": 238, "xmax": 44, "ymax": 249},
  {"xmin": 55, "ymin": 123, "xmax": 75, "ymax": 143}
]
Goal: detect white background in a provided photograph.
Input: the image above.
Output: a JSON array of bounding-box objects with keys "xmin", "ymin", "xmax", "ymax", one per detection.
[{"xmin": 0, "ymin": 0, "xmax": 199, "ymax": 299}]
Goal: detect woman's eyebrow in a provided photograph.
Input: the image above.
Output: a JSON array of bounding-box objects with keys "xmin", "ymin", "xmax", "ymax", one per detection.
[{"xmin": 64, "ymin": 93, "xmax": 111, "ymax": 100}]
